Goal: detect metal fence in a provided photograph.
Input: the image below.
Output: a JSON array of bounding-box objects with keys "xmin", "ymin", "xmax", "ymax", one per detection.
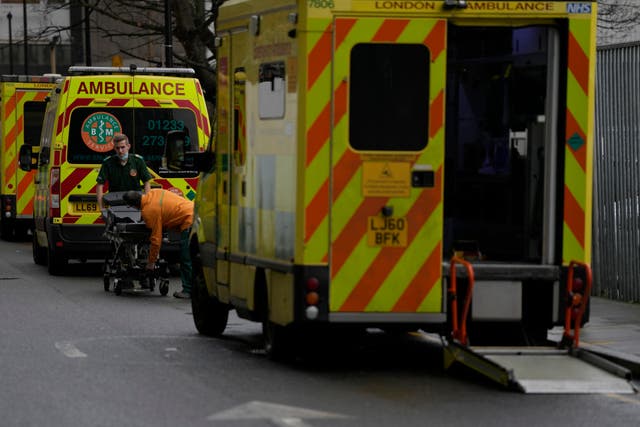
[{"xmin": 593, "ymin": 42, "xmax": 640, "ymax": 302}]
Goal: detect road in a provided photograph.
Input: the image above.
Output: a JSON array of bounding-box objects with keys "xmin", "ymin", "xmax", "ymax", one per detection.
[{"xmin": 1, "ymin": 239, "xmax": 640, "ymax": 427}]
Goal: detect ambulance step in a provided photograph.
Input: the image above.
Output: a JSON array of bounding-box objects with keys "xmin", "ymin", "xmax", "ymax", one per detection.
[{"xmin": 443, "ymin": 339, "xmax": 636, "ymax": 394}]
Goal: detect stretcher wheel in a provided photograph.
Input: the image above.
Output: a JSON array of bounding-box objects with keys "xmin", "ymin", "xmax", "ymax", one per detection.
[
  {"xmin": 159, "ymin": 280, "xmax": 169, "ymax": 296},
  {"xmin": 114, "ymin": 279, "xmax": 122, "ymax": 296}
]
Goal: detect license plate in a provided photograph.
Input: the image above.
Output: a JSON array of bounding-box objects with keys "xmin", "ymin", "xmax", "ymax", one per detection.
[
  {"xmin": 367, "ymin": 216, "xmax": 408, "ymax": 247},
  {"xmin": 73, "ymin": 202, "xmax": 99, "ymax": 213}
]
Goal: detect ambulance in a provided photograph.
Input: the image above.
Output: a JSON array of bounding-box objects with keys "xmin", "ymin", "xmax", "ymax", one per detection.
[
  {"xmin": 19, "ymin": 65, "xmax": 210, "ymax": 275},
  {"xmin": 166, "ymin": 0, "xmax": 634, "ymax": 392},
  {"xmin": 0, "ymin": 75, "xmax": 58, "ymax": 240}
]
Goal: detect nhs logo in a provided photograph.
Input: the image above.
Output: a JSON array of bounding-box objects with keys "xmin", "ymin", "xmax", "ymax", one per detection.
[{"xmin": 567, "ymin": 3, "xmax": 592, "ymax": 14}]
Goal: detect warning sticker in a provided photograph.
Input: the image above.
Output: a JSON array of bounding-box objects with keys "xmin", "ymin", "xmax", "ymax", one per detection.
[{"xmin": 362, "ymin": 161, "xmax": 411, "ymax": 197}]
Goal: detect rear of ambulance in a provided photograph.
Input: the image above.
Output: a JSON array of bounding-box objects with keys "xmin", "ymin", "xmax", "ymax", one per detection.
[
  {"xmin": 297, "ymin": 7, "xmax": 447, "ymax": 328},
  {"xmin": 46, "ymin": 67, "xmax": 210, "ymax": 269}
]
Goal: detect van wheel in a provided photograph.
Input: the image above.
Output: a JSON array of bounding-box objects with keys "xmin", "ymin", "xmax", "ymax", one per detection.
[
  {"xmin": 32, "ymin": 233, "xmax": 47, "ymax": 266},
  {"xmin": 262, "ymin": 321, "xmax": 296, "ymax": 362},
  {"xmin": 191, "ymin": 252, "xmax": 228, "ymax": 336},
  {"xmin": 0, "ymin": 220, "xmax": 14, "ymax": 241},
  {"xmin": 47, "ymin": 246, "xmax": 67, "ymax": 275}
]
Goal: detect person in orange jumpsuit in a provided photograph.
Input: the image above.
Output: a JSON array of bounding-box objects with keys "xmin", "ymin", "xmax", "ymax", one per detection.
[{"xmin": 123, "ymin": 189, "xmax": 194, "ymax": 299}]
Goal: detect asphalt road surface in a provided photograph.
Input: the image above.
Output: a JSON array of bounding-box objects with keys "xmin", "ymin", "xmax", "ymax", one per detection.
[{"xmin": 1, "ymin": 239, "xmax": 639, "ymax": 427}]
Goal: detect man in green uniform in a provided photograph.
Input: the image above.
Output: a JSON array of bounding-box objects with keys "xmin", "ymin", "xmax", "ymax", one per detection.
[{"xmin": 96, "ymin": 133, "xmax": 153, "ymax": 210}]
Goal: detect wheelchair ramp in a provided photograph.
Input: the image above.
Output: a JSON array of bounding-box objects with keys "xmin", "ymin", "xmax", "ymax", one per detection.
[{"xmin": 443, "ymin": 339, "xmax": 635, "ymax": 394}]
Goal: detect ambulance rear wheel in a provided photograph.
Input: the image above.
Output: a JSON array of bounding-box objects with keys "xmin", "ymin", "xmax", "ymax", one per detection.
[
  {"xmin": 191, "ymin": 252, "xmax": 228, "ymax": 336},
  {"xmin": 262, "ymin": 321, "xmax": 295, "ymax": 362},
  {"xmin": 47, "ymin": 246, "xmax": 67, "ymax": 276},
  {"xmin": 32, "ymin": 233, "xmax": 47, "ymax": 266},
  {"xmin": 0, "ymin": 220, "xmax": 14, "ymax": 241}
]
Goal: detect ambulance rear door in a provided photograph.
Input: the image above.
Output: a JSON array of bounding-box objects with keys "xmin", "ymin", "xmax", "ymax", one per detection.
[
  {"xmin": 328, "ymin": 17, "xmax": 447, "ymax": 323},
  {"xmin": 13, "ymin": 86, "xmax": 49, "ymax": 220}
]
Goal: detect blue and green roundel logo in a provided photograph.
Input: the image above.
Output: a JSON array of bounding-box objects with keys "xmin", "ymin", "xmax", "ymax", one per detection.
[{"xmin": 80, "ymin": 112, "xmax": 122, "ymax": 153}]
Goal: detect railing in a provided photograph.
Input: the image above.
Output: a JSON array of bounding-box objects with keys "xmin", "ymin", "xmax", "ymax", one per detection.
[{"xmin": 448, "ymin": 256, "xmax": 475, "ymax": 346}]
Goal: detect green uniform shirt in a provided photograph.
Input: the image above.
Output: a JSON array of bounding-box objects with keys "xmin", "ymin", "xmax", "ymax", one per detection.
[{"xmin": 96, "ymin": 154, "xmax": 153, "ymax": 191}]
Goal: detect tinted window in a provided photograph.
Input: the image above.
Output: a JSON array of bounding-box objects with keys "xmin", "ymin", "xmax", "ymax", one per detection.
[
  {"xmin": 258, "ymin": 62, "xmax": 285, "ymax": 119},
  {"xmin": 67, "ymin": 107, "xmax": 198, "ymax": 177},
  {"xmin": 23, "ymin": 101, "xmax": 47, "ymax": 146},
  {"xmin": 349, "ymin": 43, "xmax": 430, "ymax": 151}
]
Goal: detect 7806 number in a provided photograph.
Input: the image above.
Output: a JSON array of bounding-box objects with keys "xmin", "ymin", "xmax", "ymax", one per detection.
[{"xmin": 309, "ymin": 0, "xmax": 334, "ymax": 8}]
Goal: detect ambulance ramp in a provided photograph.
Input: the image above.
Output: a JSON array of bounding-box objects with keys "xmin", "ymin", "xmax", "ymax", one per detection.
[{"xmin": 443, "ymin": 339, "xmax": 635, "ymax": 394}]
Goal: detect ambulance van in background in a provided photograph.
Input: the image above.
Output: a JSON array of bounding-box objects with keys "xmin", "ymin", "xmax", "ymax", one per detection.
[
  {"xmin": 0, "ymin": 75, "xmax": 58, "ymax": 241},
  {"xmin": 19, "ymin": 66, "xmax": 210, "ymax": 275}
]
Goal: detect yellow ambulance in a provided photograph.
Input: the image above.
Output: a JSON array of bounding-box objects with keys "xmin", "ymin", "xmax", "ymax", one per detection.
[
  {"xmin": 168, "ymin": 0, "xmax": 598, "ymax": 360},
  {"xmin": 0, "ymin": 75, "xmax": 58, "ymax": 241},
  {"xmin": 19, "ymin": 66, "xmax": 210, "ymax": 275}
]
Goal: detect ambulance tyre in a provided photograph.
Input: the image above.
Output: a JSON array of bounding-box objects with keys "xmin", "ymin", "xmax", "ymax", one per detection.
[
  {"xmin": 0, "ymin": 220, "xmax": 14, "ymax": 241},
  {"xmin": 191, "ymin": 251, "xmax": 228, "ymax": 336},
  {"xmin": 32, "ymin": 233, "xmax": 47, "ymax": 266},
  {"xmin": 262, "ymin": 321, "xmax": 300, "ymax": 362},
  {"xmin": 47, "ymin": 245, "xmax": 67, "ymax": 276},
  {"xmin": 14, "ymin": 224, "xmax": 29, "ymax": 241}
]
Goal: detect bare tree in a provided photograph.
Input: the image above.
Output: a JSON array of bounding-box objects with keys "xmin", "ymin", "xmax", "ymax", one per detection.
[
  {"xmin": 30, "ymin": 0, "xmax": 640, "ymax": 103},
  {"xmin": 34, "ymin": 0, "xmax": 224, "ymax": 103}
]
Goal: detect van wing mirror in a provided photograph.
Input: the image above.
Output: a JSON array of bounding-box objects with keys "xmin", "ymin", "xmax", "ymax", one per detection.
[
  {"xmin": 187, "ymin": 150, "xmax": 215, "ymax": 173},
  {"xmin": 163, "ymin": 130, "xmax": 214, "ymax": 173},
  {"xmin": 18, "ymin": 145, "xmax": 38, "ymax": 171},
  {"xmin": 164, "ymin": 130, "xmax": 190, "ymax": 171}
]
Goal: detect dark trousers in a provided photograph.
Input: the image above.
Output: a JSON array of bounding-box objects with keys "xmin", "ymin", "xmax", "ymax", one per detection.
[{"xmin": 180, "ymin": 229, "xmax": 192, "ymax": 293}]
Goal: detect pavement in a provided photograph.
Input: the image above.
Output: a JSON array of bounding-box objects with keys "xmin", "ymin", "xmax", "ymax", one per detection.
[{"xmin": 550, "ymin": 296, "xmax": 640, "ymax": 377}]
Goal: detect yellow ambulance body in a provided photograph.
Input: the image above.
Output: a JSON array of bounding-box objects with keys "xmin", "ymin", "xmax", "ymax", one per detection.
[
  {"xmin": 0, "ymin": 75, "xmax": 58, "ymax": 240},
  {"xmin": 20, "ymin": 66, "xmax": 210, "ymax": 275},
  {"xmin": 182, "ymin": 0, "xmax": 597, "ymax": 357}
]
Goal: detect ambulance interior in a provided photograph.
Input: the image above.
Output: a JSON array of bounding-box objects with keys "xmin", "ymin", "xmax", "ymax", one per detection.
[{"xmin": 444, "ymin": 25, "xmax": 563, "ymax": 263}]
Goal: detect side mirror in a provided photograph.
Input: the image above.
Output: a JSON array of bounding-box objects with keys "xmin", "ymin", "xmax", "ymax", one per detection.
[
  {"xmin": 187, "ymin": 150, "xmax": 215, "ymax": 173},
  {"xmin": 164, "ymin": 130, "xmax": 189, "ymax": 171},
  {"xmin": 18, "ymin": 145, "xmax": 37, "ymax": 171},
  {"xmin": 163, "ymin": 130, "xmax": 215, "ymax": 173}
]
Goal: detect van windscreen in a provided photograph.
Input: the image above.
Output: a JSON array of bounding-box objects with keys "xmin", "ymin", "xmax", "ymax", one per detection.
[{"xmin": 67, "ymin": 107, "xmax": 199, "ymax": 177}]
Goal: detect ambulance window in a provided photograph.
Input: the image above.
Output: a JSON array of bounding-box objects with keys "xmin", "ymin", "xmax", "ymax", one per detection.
[
  {"xmin": 133, "ymin": 108, "xmax": 199, "ymax": 177},
  {"xmin": 349, "ymin": 43, "xmax": 430, "ymax": 151},
  {"xmin": 259, "ymin": 62, "xmax": 285, "ymax": 119},
  {"xmin": 23, "ymin": 102, "xmax": 47, "ymax": 146},
  {"xmin": 68, "ymin": 108, "xmax": 134, "ymax": 164}
]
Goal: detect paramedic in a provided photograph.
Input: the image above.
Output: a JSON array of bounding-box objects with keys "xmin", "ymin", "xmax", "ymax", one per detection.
[
  {"xmin": 96, "ymin": 133, "xmax": 153, "ymax": 211},
  {"xmin": 123, "ymin": 189, "xmax": 193, "ymax": 299}
]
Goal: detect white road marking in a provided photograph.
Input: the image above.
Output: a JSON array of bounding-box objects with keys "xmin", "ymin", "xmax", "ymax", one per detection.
[
  {"xmin": 208, "ymin": 400, "xmax": 350, "ymax": 425},
  {"xmin": 55, "ymin": 341, "xmax": 88, "ymax": 358}
]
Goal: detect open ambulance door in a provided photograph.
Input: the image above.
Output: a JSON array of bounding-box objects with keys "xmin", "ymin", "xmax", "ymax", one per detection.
[{"xmin": 328, "ymin": 18, "xmax": 447, "ymax": 325}]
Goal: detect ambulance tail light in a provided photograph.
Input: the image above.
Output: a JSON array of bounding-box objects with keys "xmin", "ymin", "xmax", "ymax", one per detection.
[
  {"xmin": 49, "ymin": 167, "xmax": 61, "ymax": 217},
  {"xmin": 304, "ymin": 276, "xmax": 321, "ymax": 320},
  {"xmin": 2, "ymin": 196, "xmax": 14, "ymax": 218}
]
